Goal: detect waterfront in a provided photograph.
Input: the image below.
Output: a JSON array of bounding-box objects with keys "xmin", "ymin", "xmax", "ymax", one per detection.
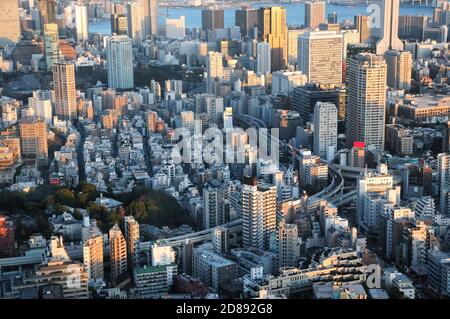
[{"xmin": 89, "ymin": 3, "xmax": 433, "ymax": 34}]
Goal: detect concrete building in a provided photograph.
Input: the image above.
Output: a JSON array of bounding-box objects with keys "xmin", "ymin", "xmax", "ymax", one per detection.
[
  {"xmin": 109, "ymin": 224, "xmax": 128, "ymax": 282},
  {"xmin": 298, "ymin": 31, "xmax": 343, "ymax": 87},
  {"xmin": 313, "ymin": 102, "xmax": 338, "ymax": 160},
  {"xmin": 242, "ymin": 177, "xmax": 277, "ymax": 251},
  {"xmin": 127, "ymin": 2, "xmax": 143, "ymax": 46},
  {"xmin": 19, "ymin": 118, "xmax": 48, "ymax": 161},
  {"xmin": 235, "ymin": 7, "xmax": 258, "ymax": 38},
  {"xmin": 165, "ymin": 16, "xmax": 185, "ymax": 40},
  {"xmin": 256, "ymin": 42, "xmax": 271, "ymax": 75},
  {"xmin": 376, "ymin": 0, "xmax": 404, "ymax": 55},
  {"xmin": 305, "ymin": 1, "xmax": 326, "ymax": 29},
  {"xmin": 143, "ymin": 0, "xmax": 158, "ymax": 37},
  {"xmin": 346, "ymin": 53, "xmax": 386, "ymax": 151},
  {"xmin": 0, "ymin": 0, "xmax": 21, "ymax": 44},
  {"xmin": 384, "ymin": 50, "xmax": 412, "ymax": 90},
  {"xmin": 124, "ymin": 216, "xmax": 140, "ymax": 268},
  {"xmin": 83, "ymin": 234, "xmax": 104, "ymax": 284},
  {"xmin": 106, "ymin": 35, "xmax": 134, "ymax": 90},
  {"xmin": 202, "ymin": 9, "xmax": 224, "ymax": 31},
  {"xmin": 271, "ymin": 71, "xmax": 307, "ymax": 96},
  {"xmin": 53, "ymin": 62, "xmax": 77, "ymax": 121},
  {"xmin": 133, "ymin": 264, "xmax": 177, "ymax": 298},
  {"xmin": 74, "ymin": 5, "xmax": 88, "ymax": 42}
]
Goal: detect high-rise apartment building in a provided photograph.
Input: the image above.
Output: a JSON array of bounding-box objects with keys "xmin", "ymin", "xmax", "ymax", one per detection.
[
  {"xmin": 0, "ymin": 0, "xmax": 21, "ymax": 44},
  {"xmin": 83, "ymin": 234, "xmax": 104, "ymax": 284},
  {"xmin": 143, "ymin": 0, "xmax": 158, "ymax": 37},
  {"xmin": 376, "ymin": 0, "xmax": 404, "ymax": 55},
  {"xmin": 384, "ymin": 50, "xmax": 412, "ymax": 90},
  {"xmin": 124, "ymin": 216, "xmax": 140, "ymax": 268},
  {"xmin": 298, "ymin": 31, "xmax": 343, "ymax": 87},
  {"xmin": 305, "ymin": 1, "xmax": 326, "ymax": 28},
  {"xmin": 202, "ymin": 9, "xmax": 224, "ymax": 31},
  {"xmin": 109, "ymin": 224, "xmax": 128, "ymax": 282},
  {"xmin": 43, "ymin": 23, "xmax": 60, "ymax": 71},
  {"xmin": 106, "ymin": 35, "xmax": 134, "ymax": 90},
  {"xmin": 346, "ymin": 53, "xmax": 387, "ymax": 151},
  {"xmin": 313, "ymin": 102, "xmax": 338, "ymax": 160},
  {"xmin": 242, "ymin": 177, "xmax": 277, "ymax": 251},
  {"xmin": 256, "ymin": 42, "xmax": 271, "ymax": 75},
  {"xmin": 19, "ymin": 118, "xmax": 48, "ymax": 160},
  {"xmin": 53, "ymin": 62, "xmax": 77, "ymax": 121},
  {"xmin": 277, "ymin": 220, "xmax": 301, "ymax": 268}
]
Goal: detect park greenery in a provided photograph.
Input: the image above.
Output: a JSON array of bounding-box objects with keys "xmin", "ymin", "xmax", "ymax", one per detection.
[{"xmin": 0, "ymin": 184, "xmax": 192, "ymax": 241}]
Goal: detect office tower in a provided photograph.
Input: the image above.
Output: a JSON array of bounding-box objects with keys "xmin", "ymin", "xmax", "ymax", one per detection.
[
  {"xmin": 384, "ymin": 50, "xmax": 412, "ymax": 90},
  {"xmin": 292, "ymin": 83, "xmax": 346, "ymax": 123},
  {"xmin": 287, "ymin": 29, "xmax": 307, "ymax": 65},
  {"xmin": 38, "ymin": 0, "xmax": 56, "ymax": 28},
  {"xmin": 242, "ymin": 176, "xmax": 277, "ymax": 251},
  {"xmin": 202, "ymin": 9, "xmax": 224, "ymax": 31},
  {"xmin": 439, "ymin": 25, "xmax": 448, "ymax": 43},
  {"xmin": 111, "ymin": 14, "xmax": 128, "ymax": 35},
  {"xmin": 277, "ymin": 220, "xmax": 301, "ymax": 268},
  {"xmin": 313, "ymin": 102, "xmax": 338, "ymax": 160},
  {"xmin": 256, "ymin": 42, "xmax": 271, "ymax": 75},
  {"xmin": 328, "ymin": 12, "xmax": 338, "ymax": 24},
  {"xmin": 127, "ymin": 2, "xmax": 143, "ymax": 46},
  {"xmin": 0, "ymin": 0, "xmax": 21, "ymax": 44},
  {"xmin": 235, "ymin": 7, "xmax": 258, "ymax": 38},
  {"xmin": 346, "ymin": 53, "xmax": 387, "ymax": 151},
  {"xmin": 206, "ymin": 51, "xmax": 223, "ymax": 93},
  {"xmin": 257, "ymin": 6, "xmax": 287, "ymax": 71},
  {"xmin": 376, "ymin": 0, "xmax": 403, "ymax": 55},
  {"xmin": 398, "ymin": 15, "xmax": 426, "ymax": 42},
  {"xmin": 354, "ymin": 15, "xmax": 370, "ymax": 43},
  {"xmin": 106, "ymin": 35, "xmax": 134, "ymax": 90},
  {"xmin": 53, "ymin": 62, "xmax": 77, "ymax": 121},
  {"xmin": 298, "ymin": 31, "xmax": 343, "ymax": 87},
  {"xmin": 75, "ymin": 5, "xmax": 88, "ymax": 42},
  {"xmin": 205, "ymin": 95, "xmax": 224, "ymax": 125},
  {"xmin": 109, "ymin": 224, "xmax": 128, "ymax": 282},
  {"xmin": 165, "ymin": 16, "xmax": 185, "ymax": 40},
  {"xmin": 272, "ymin": 71, "xmax": 307, "ymax": 96},
  {"xmin": 143, "ymin": 0, "xmax": 158, "ymax": 37},
  {"xmin": 43, "ymin": 23, "xmax": 59, "ymax": 71},
  {"xmin": 83, "ymin": 234, "xmax": 104, "ymax": 283},
  {"xmin": 223, "ymin": 107, "xmax": 233, "ymax": 130},
  {"xmin": 124, "ymin": 216, "xmax": 140, "ymax": 268},
  {"xmin": 305, "ymin": 1, "xmax": 326, "ymax": 28},
  {"xmin": 19, "ymin": 118, "xmax": 48, "ymax": 160}
]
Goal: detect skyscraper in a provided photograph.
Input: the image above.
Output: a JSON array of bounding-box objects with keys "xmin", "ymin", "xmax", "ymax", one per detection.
[
  {"xmin": 43, "ymin": 23, "xmax": 60, "ymax": 71},
  {"xmin": 75, "ymin": 5, "xmax": 88, "ymax": 42},
  {"xmin": 143, "ymin": 0, "xmax": 158, "ymax": 37},
  {"xmin": 38, "ymin": 0, "xmax": 56, "ymax": 28},
  {"xmin": 111, "ymin": 14, "xmax": 128, "ymax": 36},
  {"xmin": 235, "ymin": 7, "xmax": 258, "ymax": 38},
  {"xmin": 376, "ymin": 0, "xmax": 404, "ymax": 55},
  {"xmin": 257, "ymin": 6, "xmax": 287, "ymax": 71},
  {"xmin": 19, "ymin": 118, "xmax": 48, "ymax": 161},
  {"xmin": 106, "ymin": 35, "xmax": 134, "ymax": 90},
  {"xmin": 438, "ymin": 153, "xmax": 450, "ymax": 216},
  {"xmin": 354, "ymin": 15, "xmax": 370, "ymax": 43},
  {"xmin": 109, "ymin": 224, "xmax": 128, "ymax": 282},
  {"xmin": 384, "ymin": 50, "xmax": 412, "ymax": 90},
  {"xmin": 305, "ymin": 1, "xmax": 326, "ymax": 28},
  {"xmin": 127, "ymin": 2, "xmax": 143, "ymax": 46},
  {"xmin": 0, "ymin": 0, "xmax": 21, "ymax": 44},
  {"xmin": 256, "ymin": 42, "xmax": 271, "ymax": 75},
  {"xmin": 202, "ymin": 9, "xmax": 224, "ymax": 31},
  {"xmin": 242, "ymin": 177, "xmax": 277, "ymax": 251},
  {"xmin": 53, "ymin": 62, "xmax": 77, "ymax": 121},
  {"xmin": 298, "ymin": 31, "xmax": 343, "ymax": 87},
  {"xmin": 313, "ymin": 102, "xmax": 338, "ymax": 160},
  {"xmin": 346, "ymin": 53, "xmax": 387, "ymax": 151},
  {"xmin": 165, "ymin": 16, "xmax": 185, "ymax": 40}
]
